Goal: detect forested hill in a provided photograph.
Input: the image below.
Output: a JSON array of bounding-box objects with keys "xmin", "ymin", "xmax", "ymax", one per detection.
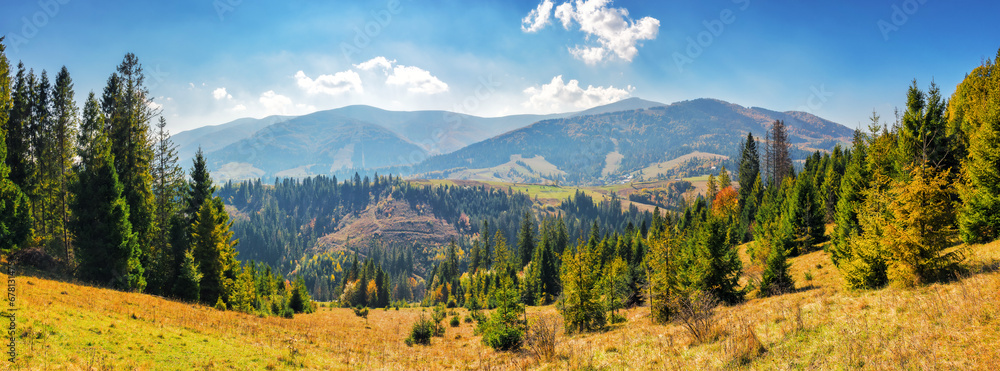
[
  {"xmin": 216, "ymin": 174, "xmax": 656, "ymax": 301},
  {"xmin": 416, "ymin": 98, "xmax": 852, "ymax": 184}
]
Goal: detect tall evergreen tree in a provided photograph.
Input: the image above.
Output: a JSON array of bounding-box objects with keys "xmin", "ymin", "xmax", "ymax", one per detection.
[
  {"xmin": 952, "ymin": 51, "xmax": 1000, "ymax": 243},
  {"xmin": 831, "ymin": 127, "xmax": 871, "ymax": 266},
  {"xmin": 105, "ymin": 53, "xmax": 156, "ymax": 274},
  {"xmin": 50, "ymin": 66, "xmax": 78, "ymax": 262},
  {"xmin": 737, "ymin": 133, "xmax": 760, "ymax": 242},
  {"xmin": 516, "ymin": 210, "xmax": 535, "ymax": 269},
  {"xmin": 190, "ymin": 196, "xmax": 238, "ymax": 305},
  {"xmin": 0, "ymin": 39, "xmax": 33, "ymax": 255},
  {"xmin": 149, "ymin": 116, "xmax": 185, "ymax": 294},
  {"xmin": 70, "ymin": 128, "xmax": 144, "ymax": 291},
  {"xmin": 5, "ymin": 62, "xmax": 33, "ymax": 203}
]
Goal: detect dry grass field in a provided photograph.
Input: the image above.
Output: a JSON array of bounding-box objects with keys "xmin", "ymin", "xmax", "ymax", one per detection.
[{"xmin": 4, "ymin": 240, "xmax": 1000, "ymax": 370}]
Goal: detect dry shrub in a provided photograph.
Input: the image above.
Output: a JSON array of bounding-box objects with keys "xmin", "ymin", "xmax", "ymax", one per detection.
[
  {"xmin": 526, "ymin": 314, "xmax": 559, "ymax": 362},
  {"xmin": 724, "ymin": 322, "xmax": 765, "ymax": 366},
  {"xmin": 674, "ymin": 291, "xmax": 720, "ymax": 344}
]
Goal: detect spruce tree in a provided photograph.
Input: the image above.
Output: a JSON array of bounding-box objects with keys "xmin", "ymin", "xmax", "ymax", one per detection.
[
  {"xmin": 149, "ymin": 116, "xmax": 185, "ymax": 295},
  {"xmin": 105, "ymin": 53, "xmax": 156, "ymax": 274},
  {"xmin": 737, "ymin": 133, "xmax": 760, "ymax": 242},
  {"xmin": 831, "ymin": 128, "xmax": 870, "ymax": 266},
  {"xmin": 50, "ymin": 66, "xmax": 78, "ymax": 262},
  {"xmin": 718, "ymin": 165, "xmax": 732, "ymax": 189},
  {"xmin": 516, "ymin": 210, "xmax": 535, "ymax": 268},
  {"xmin": 0, "ymin": 126, "xmax": 32, "ymax": 255},
  {"xmin": 0, "ymin": 38, "xmax": 32, "ymax": 255},
  {"xmin": 5, "ymin": 62, "xmax": 34, "ymax": 200},
  {"xmin": 70, "ymin": 129, "xmax": 144, "ymax": 291},
  {"xmin": 174, "ymin": 248, "xmax": 202, "ymax": 302},
  {"xmin": 190, "ymin": 196, "xmax": 238, "ymax": 305},
  {"xmin": 952, "ymin": 51, "xmax": 1000, "ymax": 243}
]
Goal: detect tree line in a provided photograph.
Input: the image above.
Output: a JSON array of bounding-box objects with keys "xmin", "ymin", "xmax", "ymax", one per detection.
[{"xmin": 0, "ymin": 40, "xmax": 310, "ymax": 316}]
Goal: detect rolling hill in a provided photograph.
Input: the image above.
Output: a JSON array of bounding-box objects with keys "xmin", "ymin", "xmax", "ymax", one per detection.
[
  {"xmin": 416, "ymin": 98, "xmax": 853, "ymax": 184},
  {"xmin": 206, "ymin": 111, "xmax": 427, "ymax": 180}
]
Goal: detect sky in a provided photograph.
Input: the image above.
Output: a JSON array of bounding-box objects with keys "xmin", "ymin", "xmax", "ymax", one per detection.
[{"xmin": 3, "ymin": 0, "xmax": 999, "ymax": 133}]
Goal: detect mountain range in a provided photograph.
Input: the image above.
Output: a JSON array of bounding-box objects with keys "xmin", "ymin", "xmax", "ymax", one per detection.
[{"xmin": 173, "ymin": 97, "xmax": 852, "ymax": 184}]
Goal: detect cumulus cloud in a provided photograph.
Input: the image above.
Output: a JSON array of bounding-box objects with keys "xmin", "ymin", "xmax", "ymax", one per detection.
[
  {"xmin": 295, "ymin": 70, "xmax": 363, "ymax": 96},
  {"xmin": 354, "ymin": 57, "xmax": 449, "ymax": 95},
  {"xmin": 523, "ymin": 75, "xmax": 632, "ymax": 112},
  {"xmin": 523, "ymin": 0, "xmax": 659, "ymax": 64},
  {"xmin": 213, "ymin": 87, "xmax": 232, "ymax": 100},
  {"xmin": 259, "ymin": 90, "xmax": 294, "ymax": 115},
  {"xmin": 353, "ymin": 56, "xmax": 395, "ymax": 72},
  {"xmin": 521, "ymin": 0, "xmax": 554, "ymax": 32},
  {"xmin": 231, "ymin": 104, "xmax": 247, "ymax": 112}
]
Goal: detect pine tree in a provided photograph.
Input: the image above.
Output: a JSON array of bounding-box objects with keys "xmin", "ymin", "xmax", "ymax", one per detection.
[
  {"xmin": 831, "ymin": 128, "xmax": 870, "ymax": 266},
  {"xmin": 785, "ymin": 174, "xmax": 825, "ymax": 255},
  {"xmin": 737, "ymin": 133, "xmax": 760, "ymax": 242},
  {"xmin": 0, "ymin": 38, "xmax": 32, "ymax": 255},
  {"xmin": 105, "ymin": 53, "xmax": 156, "ymax": 274},
  {"xmin": 718, "ymin": 165, "xmax": 732, "ymax": 189},
  {"xmin": 559, "ymin": 240, "xmax": 605, "ymax": 333},
  {"xmin": 32, "ymin": 70, "xmax": 57, "ymax": 246},
  {"xmin": 174, "ymin": 248, "xmax": 202, "ymax": 302},
  {"xmin": 1, "ymin": 126, "xmax": 32, "ymax": 255},
  {"xmin": 883, "ymin": 164, "xmax": 961, "ymax": 286},
  {"xmin": 516, "ymin": 210, "xmax": 535, "ymax": 269},
  {"xmin": 952, "ymin": 51, "xmax": 1000, "ymax": 243},
  {"xmin": 706, "ymin": 174, "xmax": 718, "ymax": 203},
  {"xmin": 149, "ymin": 116, "xmax": 185, "ymax": 295},
  {"xmin": 70, "ymin": 128, "xmax": 144, "ymax": 291},
  {"xmin": 679, "ymin": 217, "xmax": 743, "ymax": 304},
  {"xmin": 50, "ymin": 66, "xmax": 77, "ymax": 262},
  {"xmin": 190, "ymin": 196, "xmax": 238, "ymax": 305},
  {"xmin": 5, "ymin": 63, "xmax": 34, "ymax": 205}
]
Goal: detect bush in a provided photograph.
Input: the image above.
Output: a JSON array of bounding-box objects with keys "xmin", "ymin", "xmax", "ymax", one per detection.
[
  {"xmin": 609, "ymin": 313, "xmax": 627, "ymax": 324},
  {"xmin": 480, "ymin": 275, "xmax": 524, "ymax": 351},
  {"xmin": 406, "ymin": 314, "xmax": 436, "ymax": 346},
  {"xmin": 675, "ymin": 290, "xmax": 720, "ymax": 344},
  {"xmin": 525, "ymin": 315, "xmax": 558, "ymax": 362},
  {"xmin": 450, "ymin": 315, "xmax": 460, "ymax": 327},
  {"xmin": 480, "ymin": 318, "xmax": 523, "ymax": 351},
  {"xmin": 353, "ymin": 305, "xmax": 370, "ymax": 321},
  {"xmin": 214, "ymin": 297, "xmax": 227, "ymax": 311}
]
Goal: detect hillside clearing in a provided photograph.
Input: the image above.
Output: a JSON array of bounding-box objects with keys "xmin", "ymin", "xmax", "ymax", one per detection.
[{"xmin": 6, "ymin": 241, "xmax": 999, "ymax": 369}]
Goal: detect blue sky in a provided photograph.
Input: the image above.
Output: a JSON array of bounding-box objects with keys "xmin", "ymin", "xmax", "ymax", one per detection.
[{"xmin": 3, "ymin": 0, "xmax": 999, "ymax": 133}]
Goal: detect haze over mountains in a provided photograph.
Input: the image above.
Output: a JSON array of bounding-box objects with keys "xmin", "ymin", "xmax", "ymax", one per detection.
[{"xmin": 173, "ymin": 97, "xmax": 852, "ymax": 184}]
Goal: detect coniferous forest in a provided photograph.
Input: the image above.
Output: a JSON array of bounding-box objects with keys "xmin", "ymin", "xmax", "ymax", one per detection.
[{"xmin": 3, "ymin": 31, "xmax": 1000, "ymax": 367}]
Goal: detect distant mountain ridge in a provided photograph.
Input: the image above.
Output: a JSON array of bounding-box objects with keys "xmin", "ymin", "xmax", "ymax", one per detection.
[
  {"xmin": 175, "ymin": 97, "xmax": 851, "ymax": 183},
  {"xmin": 415, "ymin": 98, "xmax": 853, "ymax": 184}
]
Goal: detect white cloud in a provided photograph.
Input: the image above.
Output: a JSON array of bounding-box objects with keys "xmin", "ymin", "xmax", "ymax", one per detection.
[
  {"xmin": 353, "ymin": 57, "xmax": 449, "ymax": 95},
  {"xmin": 386, "ymin": 65, "xmax": 449, "ymax": 94},
  {"xmin": 521, "ymin": 0, "xmax": 554, "ymax": 33},
  {"xmin": 295, "ymin": 70, "xmax": 363, "ymax": 96},
  {"xmin": 523, "ymin": 0, "xmax": 659, "ymax": 64},
  {"xmin": 353, "ymin": 56, "xmax": 395, "ymax": 72},
  {"xmin": 523, "ymin": 75, "xmax": 633, "ymax": 112},
  {"xmin": 147, "ymin": 101, "xmax": 163, "ymax": 111},
  {"xmin": 231, "ymin": 104, "xmax": 247, "ymax": 112},
  {"xmin": 258, "ymin": 90, "xmax": 294, "ymax": 115},
  {"xmin": 213, "ymin": 87, "xmax": 232, "ymax": 100}
]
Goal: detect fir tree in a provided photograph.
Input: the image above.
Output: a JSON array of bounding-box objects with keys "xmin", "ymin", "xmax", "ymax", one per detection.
[
  {"xmin": 70, "ymin": 129, "xmax": 144, "ymax": 291},
  {"xmin": 50, "ymin": 66, "xmax": 77, "ymax": 262},
  {"xmin": 190, "ymin": 196, "xmax": 238, "ymax": 305},
  {"xmin": 174, "ymin": 248, "xmax": 202, "ymax": 302},
  {"xmin": 516, "ymin": 210, "xmax": 535, "ymax": 268},
  {"xmin": 0, "ymin": 38, "xmax": 32, "ymax": 255},
  {"xmin": 149, "ymin": 116, "xmax": 185, "ymax": 294}
]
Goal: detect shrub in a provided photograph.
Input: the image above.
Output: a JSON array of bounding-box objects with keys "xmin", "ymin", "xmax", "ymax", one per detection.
[
  {"xmin": 406, "ymin": 314, "xmax": 435, "ymax": 346},
  {"xmin": 353, "ymin": 305, "xmax": 370, "ymax": 321},
  {"xmin": 214, "ymin": 297, "xmax": 227, "ymax": 311},
  {"xmin": 675, "ymin": 290, "xmax": 720, "ymax": 344},
  {"xmin": 609, "ymin": 313, "xmax": 627, "ymax": 324},
  {"xmin": 450, "ymin": 315, "xmax": 460, "ymax": 327},
  {"xmin": 723, "ymin": 322, "xmax": 766, "ymax": 366},
  {"xmin": 480, "ymin": 275, "xmax": 524, "ymax": 351},
  {"xmin": 525, "ymin": 315, "xmax": 558, "ymax": 362}
]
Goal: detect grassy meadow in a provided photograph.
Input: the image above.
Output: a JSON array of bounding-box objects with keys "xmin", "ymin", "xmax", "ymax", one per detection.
[{"xmin": 4, "ymin": 239, "xmax": 999, "ymax": 370}]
